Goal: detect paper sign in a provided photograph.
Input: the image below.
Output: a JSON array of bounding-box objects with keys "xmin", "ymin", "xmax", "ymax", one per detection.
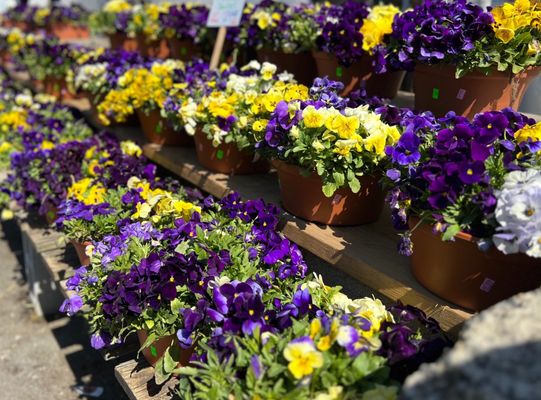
[
  {"xmin": 456, "ymin": 88, "xmax": 466, "ymax": 100},
  {"xmin": 480, "ymin": 278, "xmax": 495, "ymax": 293},
  {"xmin": 207, "ymin": 0, "xmax": 246, "ymax": 27}
]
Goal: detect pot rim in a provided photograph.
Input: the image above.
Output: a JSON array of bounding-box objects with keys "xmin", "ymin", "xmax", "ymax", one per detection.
[
  {"xmin": 409, "ymin": 215, "xmax": 479, "ymax": 243},
  {"xmin": 414, "ymin": 63, "xmax": 541, "ymax": 79}
]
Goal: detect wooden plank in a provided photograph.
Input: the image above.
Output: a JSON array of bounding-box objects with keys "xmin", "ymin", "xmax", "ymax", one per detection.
[{"xmin": 115, "ymin": 359, "xmax": 178, "ymax": 400}]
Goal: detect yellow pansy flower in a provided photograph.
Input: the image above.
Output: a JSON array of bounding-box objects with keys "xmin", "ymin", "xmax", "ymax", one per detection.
[
  {"xmin": 283, "ymin": 338, "xmax": 324, "ymax": 380},
  {"xmin": 252, "ymin": 119, "xmax": 268, "ymax": 132},
  {"xmin": 302, "ymin": 106, "xmax": 327, "ymax": 128},
  {"xmin": 515, "ymin": 121, "xmax": 541, "ymax": 143}
]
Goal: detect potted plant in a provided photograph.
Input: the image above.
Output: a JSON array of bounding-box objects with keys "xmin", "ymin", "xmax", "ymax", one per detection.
[
  {"xmin": 313, "ymin": 1, "xmax": 405, "ymax": 97},
  {"xmin": 259, "ymin": 77, "xmax": 399, "ymax": 225},
  {"xmin": 239, "ymin": 0, "xmax": 319, "ymax": 86},
  {"xmin": 160, "ymin": 4, "xmax": 210, "ymax": 61},
  {"xmin": 97, "ymin": 59, "xmax": 193, "ymax": 146},
  {"xmin": 89, "ymin": 0, "xmax": 138, "ymax": 52},
  {"xmin": 34, "ymin": 5, "xmax": 90, "ymax": 40},
  {"xmin": 130, "ymin": 3, "xmax": 171, "ymax": 59},
  {"xmin": 69, "ymin": 47, "xmax": 144, "ymax": 127},
  {"xmin": 384, "ymin": 105, "xmax": 541, "ymax": 311},
  {"xmin": 376, "ymin": 0, "xmax": 541, "ymax": 118},
  {"xmin": 195, "ymin": 61, "xmax": 307, "ymax": 174}
]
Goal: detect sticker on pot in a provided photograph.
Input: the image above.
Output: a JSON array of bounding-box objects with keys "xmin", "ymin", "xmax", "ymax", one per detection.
[
  {"xmin": 332, "ymin": 194, "xmax": 342, "ymax": 205},
  {"xmin": 150, "ymin": 345, "xmax": 158, "ymax": 357},
  {"xmin": 336, "ymin": 66, "xmax": 343, "ymax": 78},
  {"xmin": 480, "ymin": 278, "xmax": 495, "ymax": 293},
  {"xmin": 216, "ymin": 149, "xmax": 224, "ymax": 160},
  {"xmin": 432, "ymin": 88, "xmax": 439, "ymax": 100},
  {"xmin": 252, "ymin": 153, "xmax": 260, "ymax": 163},
  {"xmin": 181, "ymin": 47, "xmax": 187, "ymax": 56},
  {"xmin": 156, "ymin": 122, "xmax": 162, "ymax": 134},
  {"xmin": 456, "ymin": 88, "xmax": 466, "ymax": 100}
]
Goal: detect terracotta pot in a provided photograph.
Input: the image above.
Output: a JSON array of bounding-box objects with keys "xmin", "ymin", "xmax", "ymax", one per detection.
[
  {"xmin": 168, "ymin": 37, "xmax": 200, "ymax": 61},
  {"xmin": 409, "ymin": 219, "xmax": 541, "ymax": 312},
  {"xmin": 137, "ymin": 330, "xmax": 193, "ymax": 368},
  {"xmin": 137, "ymin": 109, "xmax": 193, "ymax": 146},
  {"xmin": 274, "ymin": 160, "xmax": 384, "ymax": 225},
  {"xmin": 42, "ymin": 76, "xmax": 77, "ymax": 101},
  {"xmin": 257, "ymin": 48, "xmax": 318, "ymax": 86},
  {"xmin": 194, "ymin": 129, "xmax": 269, "ymax": 175},
  {"xmin": 108, "ymin": 32, "xmax": 138, "ymax": 52},
  {"xmin": 0, "ymin": 50, "xmax": 10, "ymax": 65},
  {"xmin": 312, "ymin": 51, "xmax": 405, "ymax": 98},
  {"xmin": 70, "ymin": 240, "xmax": 92, "ymax": 266},
  {"xmin": 47, "ymin": 23, "xmax": 89, "ymax": 40},
  {"xmin": 136, "ymin": 33, "xmax": 170, "ymax": 59},
  {"xmin": 414, "ymin": 64, "xmax": 541, "ymax": 118}
]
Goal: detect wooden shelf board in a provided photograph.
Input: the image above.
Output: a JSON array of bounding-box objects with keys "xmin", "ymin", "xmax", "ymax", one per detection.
[{"xmin": 115, "ymin": 359, "xmax": 178, "ymax": 400}]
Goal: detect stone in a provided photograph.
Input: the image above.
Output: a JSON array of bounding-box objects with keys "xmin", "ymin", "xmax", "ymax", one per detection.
[{"xmin": 401, "ymin": 288, "xmax": 541, "ymax": 400}]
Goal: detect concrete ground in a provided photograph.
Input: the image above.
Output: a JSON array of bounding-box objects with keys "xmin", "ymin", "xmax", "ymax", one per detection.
[{"xmin": 0, "ymin": 220, "xmax": 128, "ymax": 400}]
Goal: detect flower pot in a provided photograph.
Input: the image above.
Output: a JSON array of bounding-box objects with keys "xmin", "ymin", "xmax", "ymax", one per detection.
[
  {"xmin": 137, "ymin": 109, "xmax": 193, "ymax": 146},
  {"xmin": 409, "ymin": 219, "xmax": 541, "ymax": 312},
  {"xmin": 274, "ymin": 160, "xmax": 384, "ymax": 226},
  {"xmin": 43, "ymin": 76, "xmax": 77, "ymax": 101},
  {"xmin": 413, "ymin": 64, "xmax": 541, "ymax": 118},
  {"xmin": 312, "ymin": 51, "xmax": 405, "ymax": 98},
  {"xmin": 70, "ymin": 240, "xmax": 92, "ymax": 266},
  {"xmin": 167, "ymin": 37, "xmax": 200, "ymax": 61},
  {"xmin": 47, "ymin": 23, "xmax": 89, "ymax": 40},
  {"xmin": 108, "ymin": 32, "xmax": 138, "ymax": 52},
  {"xmin": 194, "ymin": 129, "xmax": 269, "ymax": 175},
  {"xmin": 136, "ymin": 33, "xmax": 170, "ymax": 59},
  {"xmin": 137, "ymin": 330, "xmax": 193, "ymax": 368},
  {"xmin": 257, "ymin": 48, "xmax": 318, "ymax": 86}
]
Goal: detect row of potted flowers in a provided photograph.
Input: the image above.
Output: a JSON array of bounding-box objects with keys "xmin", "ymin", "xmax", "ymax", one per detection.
[
  {"xmin": 3, "ymin": 31, "xmax": 540, "ymax": 312},
  {"xmin": 0, "ymin": 70, "xmax": 451, "ymax": 399},
  {"xmin": 1, "ymin": 3, "xmax": 89, "ymax": 40},
  {"xmin": 11, "ymin": 0, "xmax": 540, "ymax": 117}
]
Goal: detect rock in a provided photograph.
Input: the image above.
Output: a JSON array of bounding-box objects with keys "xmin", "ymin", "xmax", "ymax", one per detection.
[{"xmin": 401, "ymin": 288, "xmax": 541, "ymax": 400}]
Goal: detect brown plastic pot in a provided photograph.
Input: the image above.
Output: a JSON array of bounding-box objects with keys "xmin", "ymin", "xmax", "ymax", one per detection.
[
  {"xmin": 274, "ymin": 160, "xmax": 384, "ymax": 225},
  {"xmin": 47, "ymin": 23, "xmax": 89, "ymax": 40},
  {"xmin": 70, "ymin": 240, "xmax": 92, "ymax": 266},
  {"xmin": 108, "ymin": 32, "xmax": 138, "ymax": 52},
  {"xmin": 409, "ymin": 218, "xmax": 541, "ymax": 312},
  {"xmin": 414, "ymin": 64, "xmax": 541, "ymax": 118},
  {"xmin": 137, "ymin": 330, "xmax": 193, "ymax": 368},
  {"xmin": 137, "ymin": 109, "xmax": 193, "ymax": 146},
  {"xmin": 194, "ymin": 129, "xmax": 269, "ymax": 175},
  {"xmin": 256, "ymin": 48, "xmax": 318, "ymax": 86},
  {"xmin": 168, "ymin": 37, "xmax": 200, "ymax": 61},
  {"xmin": 136, "ymin": 33, "xmax": 170, "ymax": 59},
  {"xmin": 43, "ymin": 76, "xmax": 77, "ymax": 101},
  {"xmin": 312, "ymin": 51, "xmax": 405, "ymax": 98}
]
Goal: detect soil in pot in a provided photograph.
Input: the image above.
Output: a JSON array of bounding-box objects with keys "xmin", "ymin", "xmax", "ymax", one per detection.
[
  {"xmin": 414, "ymin": 64, "xmax": 541, "ymax": 118},
  {"xmin": 71, "ymin": 240, "xmax": 92, "ymax": 266},
  {"xmin": 108, "ymin": 32, "xmax": 139, "ymax": 52},
  {"xmin": 274, "ymin": 160, "xmax": 385, "ymax": 226},
  {"xmin": 137, "ymin": 330, "xmax": 193, "ymax": 368},
  {"xmin": 257, "ymin": 48, "xmax": 318, "ymax": 86},
  {"xmin": 137, "ymin": 109, "xmax": 193, "ymax": 146},
  {"xmin": 136, "ymin": 33, "xmax": 170, "ymax": 59},
  {"xmin": 409, "ymin": 219, "xmax": 541, "ymax": 312},
  {"xmin": 194, "ymin": 130, "xmax": 270, "ymax": 175},
  {"xmin": 168, "ymin": 37, "xmax": 200, "ymax": 61},
  {"xmin": 312, "ymin": 51, "xmax": 405, "ymax": 98}
]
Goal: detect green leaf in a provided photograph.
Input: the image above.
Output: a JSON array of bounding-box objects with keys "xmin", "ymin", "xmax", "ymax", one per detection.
[
  {"xmin": 348, "ymin": 176, "xmax": 361, "ymax": 193},
  {"xmin": 163, "ymin": 345, "xmax": 179, "ymax": 373},
  {"xmin": 442, "ymin": 224, "xmax": 461, "ymax": 241},
  {"xmin": 174, "ymin": 240, "xmax": 189, "ymax": 255},
  {"xmin": 332, "ymin": 172, "xmax": 345, "ymax": 187},
  {"xmin": 322, "ymin": 182, "xmax": 337, "ymax": 197},
  {"xmin": 144, "ymin": 320, "xmax": 154, "ymax": 330}
]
